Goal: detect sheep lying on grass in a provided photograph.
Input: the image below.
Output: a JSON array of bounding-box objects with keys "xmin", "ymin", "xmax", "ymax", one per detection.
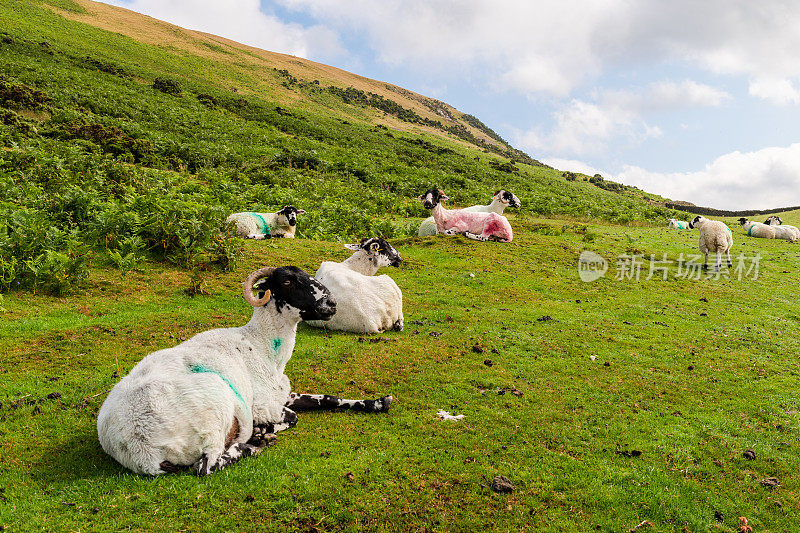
[
  {"xmin": 738, "ymin": 218, "xmax": 775, "ymax": 239},
  {"xmin": 689, "ymin": 216, "xmax": 733, "ymax": 271},
  {"xmin": 668, "ymin": 219, "xmax": 690, "ymax": 229},
  {"xmin": 97, "ymin": 266, "xmax": 392, "ymax": 476},
  {"xmin": 418, "ymin": 190, "xmax": 520, "ymax": 236},
  {"xmin": 764, "ymin": 215, "xmax": 799, "ymax": 242},
  {"xmin": 226, "ymin": 206, "xmax": 305, "ymax": 239},
  {"xmin": 419, "ymin": 188, "xmax": 513, "ymax": 242},
  {"xmin": 307, "ymin": 237, "xmax": 404, "ymax": 333}
]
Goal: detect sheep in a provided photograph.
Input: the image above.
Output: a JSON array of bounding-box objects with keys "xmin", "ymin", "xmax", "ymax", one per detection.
[
  {"xmin": 418, "ymin": 190, "xmax": 520, "ymax": 236},
  {"xmin": 688, "ymin": 216, "xmax": 733, "ymax": 271},
  {"xmin": 226, "ymin": 206, "xmax": 305, "ymax": 239},
  {"xmin": 668, "ymin": 218, "xmax": 690, "ymax": 229},
  {"xmin": 418, "ymin": 188, "xmax": 513, "ymax": 242},
  {"xmin": 738, "ymin": 217, "xmax": 776, "ymax": 239},
  {"xmin": 764, "ymin": 215, "xmax": 799, "ymax": 242},
  {"xmin": 306, "ymin": 237, "xmax": 404, "ymax": 333},
  {"xmin": 97, "ymin": 266, "xmax": 392, "ymax": 476}
]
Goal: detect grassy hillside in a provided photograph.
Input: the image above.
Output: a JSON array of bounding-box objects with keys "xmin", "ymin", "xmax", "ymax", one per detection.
[
  {"xmin": 0, "ymin": 0, "xmax": 687, "ymax": 295},
  {"xmin": 3, "ymin": 216, "xmax": 800, "ymax": 531},
  {"xmin": 3, "ymin": 1, "xmax": 800, "ymax": 531}
]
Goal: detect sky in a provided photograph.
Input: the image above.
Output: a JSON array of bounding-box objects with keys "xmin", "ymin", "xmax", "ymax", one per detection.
[{"xmin": 104, "ymin": 0, "xmax": 800, "ymax": 210}]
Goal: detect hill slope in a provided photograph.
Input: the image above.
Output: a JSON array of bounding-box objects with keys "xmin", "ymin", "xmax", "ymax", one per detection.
[{"xmin": 1, "ymin": 0, "xmax": 683, "ymax": 295}]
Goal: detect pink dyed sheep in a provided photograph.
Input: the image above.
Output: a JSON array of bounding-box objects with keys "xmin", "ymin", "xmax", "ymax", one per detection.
[{"xmin": 418, "ymin": 188, "xmax": 513, "ymax": 242}]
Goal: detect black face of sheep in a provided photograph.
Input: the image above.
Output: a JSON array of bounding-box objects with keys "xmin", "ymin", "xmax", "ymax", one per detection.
[
  {"xmin": 738, "ymin": 217, "xmax": 748, "ymax": 226},
  {"xmin": 276, "ymin": 206, "xmax": 305, "ymax": 227},
  {"xmin": 765, "ymin": 215, "xmax": 782, "ymax": 225},
  {"xmin": 498, "ymin": 190, "xmax": 521, "ymax": 208},
  {"xmin": 348, "ymin": 237, "xmax": 403, "ymax": 267},
  {"xmin": 253, "ymin": 266, "xmax": 336, "ymax": 320},
  {"xmin": 689, "ymin": 215, "xmax": 703, "ymax": 229},
  {"xmin": 418, "ymin": 188, "xmax": 448, "ymax": 210}
]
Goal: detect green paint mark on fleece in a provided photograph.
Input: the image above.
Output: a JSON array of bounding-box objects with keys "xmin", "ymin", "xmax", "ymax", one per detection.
[
  {"xmin": 190, "ymin": 364, "xmax": 249, "ymax": 414},
  {"xmin": 272, "ymin": 338, "xmax": 282, "ymax": 352}
]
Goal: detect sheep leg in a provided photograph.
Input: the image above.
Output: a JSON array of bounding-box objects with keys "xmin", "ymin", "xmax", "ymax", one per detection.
[
  {"xmin": 246, "ymin": 233, "xmax": 271, "ymax": 240},
  {"xmin": 726, "ymin": 250, "xmax": 732, "ymax": 267},
  {"xmin": 248, "ymin": 407, "xmax": 298, "ymax": 445},
  {"xmin": 195, "ymin": 442, "xmax": 264, "ymax": 476},
  {"xmin": 286, "ymin": 392, "xmax": 393, "ymax": 413},
  {"xmin": 702, "ymin": 252, "xmax": 709, "ymax": 270},
  {"xmin": 464, "ymin": 232, "xmax": 488, "ymax": 241},
  {"xmin": 715, "ymin": 251, "xmax": 722, "ymax": 272}
]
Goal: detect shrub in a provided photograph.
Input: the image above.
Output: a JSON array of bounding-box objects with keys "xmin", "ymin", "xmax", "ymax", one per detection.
[{"xmin": 152, "ymin": 77, "xmax": 183, "ymax": 97}]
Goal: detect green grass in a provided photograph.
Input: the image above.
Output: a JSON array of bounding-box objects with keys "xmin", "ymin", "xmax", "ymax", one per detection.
[
  {"xmin": 2, "ymin": 216, "xmax": 800, "ymax": 531},
  {"xmin": 2, "ymin": 1, "xmax": 800, "ymax": 531}
]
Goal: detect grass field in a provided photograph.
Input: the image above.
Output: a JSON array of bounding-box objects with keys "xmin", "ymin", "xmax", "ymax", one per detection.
[
  {"xmin": 3, "ymin": 213, "xmax": 800, "ymax": 532},
  {"xmin": 2, "ymin": 1, "xmax": 800, "ymax": 531}
]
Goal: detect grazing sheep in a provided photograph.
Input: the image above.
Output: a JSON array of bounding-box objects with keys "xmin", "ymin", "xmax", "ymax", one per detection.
[
  {"xmin": 738, "ymin": 218, "xmax": 776, "ymax": 239},
  {"xmin": 418, "ymin": 190, "xmax": 520, "ymax": 236},
  {"xmin": 668, "ymin": 218, "xmax": 690, "ymax": 229},
  {"xmin": 306, "ymin": 237, "xmax": 404, "ymax": 333},
  {"xmin": 226, "ymin": 206, "xmax": 305, "ymax": 239},
  {"xmin": 97, "ymin": 266, "xmax": 392, "ymax": 476},
  {"xmin": 764, "ymin": 215, "xmax": 799, "ymax": 242},
  {"xmin": 689, "ymin": 216, "xmax": 733, "ymax": 271},
  {"xmin": 419, "ymin": 188, "xmax": 513, "ymax": 242}
]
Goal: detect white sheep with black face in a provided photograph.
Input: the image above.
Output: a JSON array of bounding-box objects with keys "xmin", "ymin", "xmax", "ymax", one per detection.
[
  {"xmin": 419, "ymin": 188, "xmax": 513, "ymax": 242},
  {"xmin": 689, "ymin": 216, "xmax": 733, "ymax": 271},
  {"xmin": 306, "ymin": 237, "xmax": 404, "ymax": 334},
  {"xmin": 226, "ymin": 205, "xmax": 305, "ymax": 239},
  {"xmin": 763, "ymin": 215, "xmax": 799, "ymax": 242},
  {"xmin": 418, "ymin": 190, "xmax": 520, "ymax": 236},
  {"xmin": 97, "ymin": 266, "xmax": 392, "ymax": 476},
  {"xmin": 738, "ymin": 217, "xmax": 776, "ymax": 239},
  {"xmin": 668, "ymin": 218, "xmax": 690, "ymax": 229}
]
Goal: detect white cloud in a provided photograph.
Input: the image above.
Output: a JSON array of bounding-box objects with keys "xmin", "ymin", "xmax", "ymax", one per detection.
[
  {"xmin": 748, "ymin": 78, "xmax": 800, "ymax": 106},
  {"xmin": 104, "ymin": 0, "xmax": 344, "ymax": 61},
  {"xmin": 277, "ymin": 0, "xmax": 800, "ymax": 101},
  {"xmin": 516, "ymin": 80, "xmax": 726, "ymax": 157},
  {"xmin": 540, "ymin": 158, "xmax": 608, "ymax": 178},
  {"xmin": 616, "ymin": 144, "xmax": 800, "ymax": 210}
]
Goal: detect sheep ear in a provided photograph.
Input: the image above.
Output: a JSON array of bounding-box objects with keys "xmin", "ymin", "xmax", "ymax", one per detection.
[
  {"xmin": 344, "ymin": 243, "xmax": 360, "ymax": 251},
  {"xmin": 440, "ymin": 194, "xmax": 449, "ymax": 201},
  {"xmin": 296, "ymin": 209, "xmax": 306, "ymax": 214},
  {"xmin": 417, "ymin": 195, "xmax": 425, "ymax": 200}
]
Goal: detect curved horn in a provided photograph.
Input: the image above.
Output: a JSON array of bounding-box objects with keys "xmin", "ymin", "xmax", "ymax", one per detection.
[{"xmin": 242, "ymin": 267, "xmax": 276, "ymax": 307}]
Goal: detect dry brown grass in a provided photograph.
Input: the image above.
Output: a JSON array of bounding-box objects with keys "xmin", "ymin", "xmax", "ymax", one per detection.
[{"xmin": 46, "ymin": 0, "xmax": 500, "ymax": 148}]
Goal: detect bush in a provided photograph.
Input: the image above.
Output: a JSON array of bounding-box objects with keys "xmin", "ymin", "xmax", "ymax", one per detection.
[{"xmin": 152, "ymin": 77, "xmax": 183, "ymax": 97}]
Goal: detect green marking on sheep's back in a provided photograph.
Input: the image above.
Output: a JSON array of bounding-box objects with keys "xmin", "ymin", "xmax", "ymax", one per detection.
[
  {"xmin": 246, "ymin": 212, "xmax": 271, "ymax": 235},
  {"xmin": 272, "ymin": 337, "xmax": 282, "ymax": 352},
  {"xmin": 190, "ymin": 364, "xmax": 249, "ymax": 414}
]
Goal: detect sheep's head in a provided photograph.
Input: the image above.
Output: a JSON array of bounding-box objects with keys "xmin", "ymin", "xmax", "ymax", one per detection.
[
  {"xmin": 345, "ymin": 237, "xmax": 403, "ymax": 268},
  {"xmin": 765, "ymin": 215, "xmax": 782, "ymax": 225},
  {"xmin": 688, "ymin": 215, "xmax": 706, "ymax": 229},
  {"xmin": 275, "ymin": 205, "xmax": 306, "ymax": 227},
  {"xmin": 495, "ymin": 190, "xmax": 521, "ymax": 208},
  {"xmin": 418, "ymin": 188, "xmax": 448, "ymax": 210},
  {"xmin": 243, "ymin": 266, "xmax": 336, "ymax": 321},
  {"xmin": 737, "ymin": 217, "xmax": 749, "ymax": 226}
]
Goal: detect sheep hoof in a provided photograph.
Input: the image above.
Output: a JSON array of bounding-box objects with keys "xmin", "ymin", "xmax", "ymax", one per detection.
[
  {"xmin": 392, "ymin": 319, "xmax": 404, "ymax": 332},
  {"xmin": 377, "ymin": 395, "xmax": 393, "ymax": 413}
]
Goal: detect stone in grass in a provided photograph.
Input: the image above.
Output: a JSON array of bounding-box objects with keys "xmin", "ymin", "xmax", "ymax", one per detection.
[
  {"xmin": 491, "ymin": 475, "xmax": 516, "ymax": 493},
  {"xmin": 472, "ymin": 344, "xmax": 484, "ymax": 354},
  {"xmin": 742, "ymin": 449, "xmax": 756, "ymax": 460},
  {"xmin": 760, "ymin": 477, "xmax": 778, "ymax": 488}
]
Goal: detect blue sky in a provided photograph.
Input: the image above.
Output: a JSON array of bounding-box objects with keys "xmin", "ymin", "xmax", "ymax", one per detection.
[{"xmin": 104, "ymin": 0, "xmax": 800, "ymax": 210}]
